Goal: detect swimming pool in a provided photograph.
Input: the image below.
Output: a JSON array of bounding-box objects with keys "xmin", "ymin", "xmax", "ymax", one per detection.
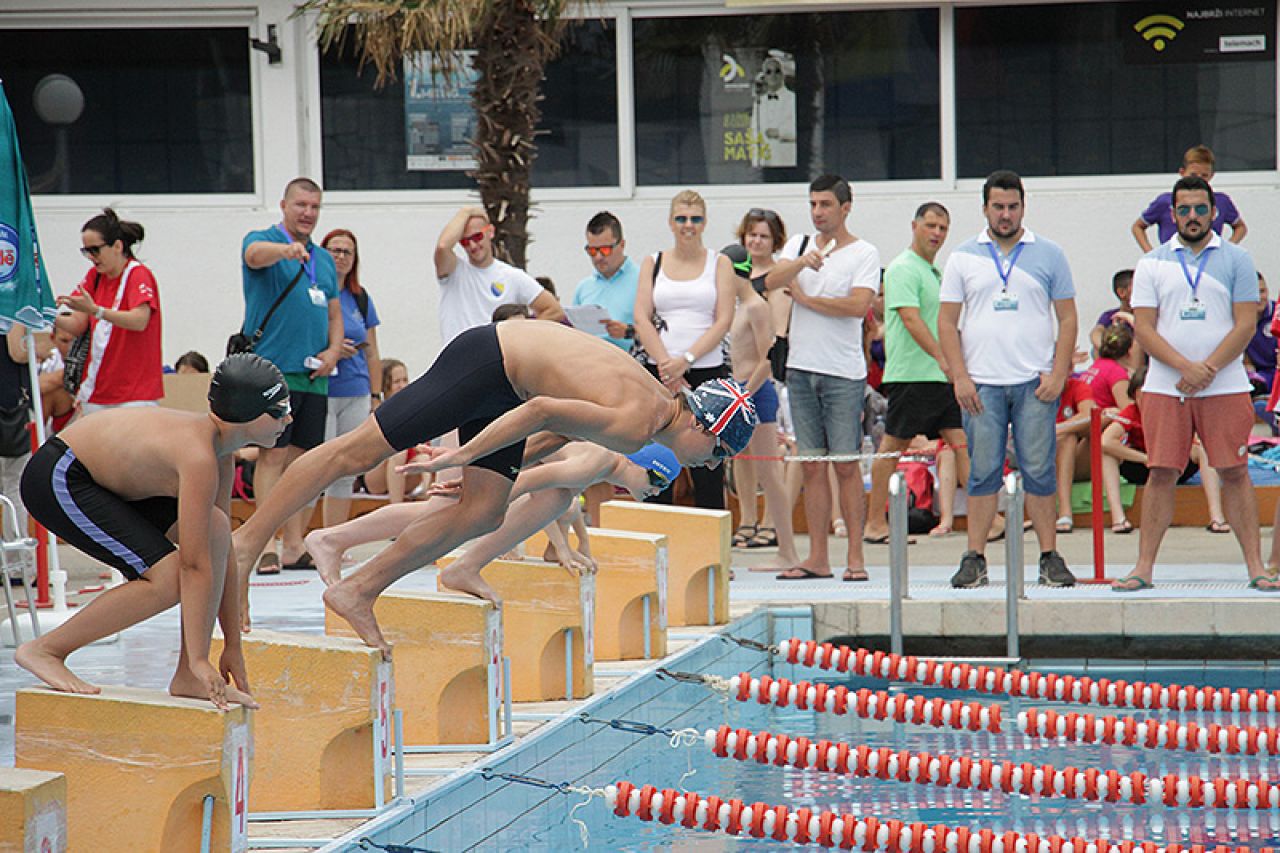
[{"xmin": 331, "ymin": 608, "xmax": 1280, "ymax": 852}]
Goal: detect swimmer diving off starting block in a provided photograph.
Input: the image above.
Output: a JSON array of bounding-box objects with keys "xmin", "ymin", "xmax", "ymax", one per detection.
[{"xmin": 232, "ymin": 320, "xmax": 757, "ymax": 656}]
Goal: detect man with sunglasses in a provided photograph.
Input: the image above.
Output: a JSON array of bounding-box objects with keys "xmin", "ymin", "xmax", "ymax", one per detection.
[
  {"xmin": 231, "ymin": 319, "xmax": 755, "ymax": 653},
  {"xmin": 435, "ymin": 205, "xmax": 564, "ymax": 346},
  {"xmin": 1118, "ymin": 175, "xmax": 1275, "ymax": 592},
  {"xmin": 572, "ymin": 211, "xmax": 637, "ymax": 350}
]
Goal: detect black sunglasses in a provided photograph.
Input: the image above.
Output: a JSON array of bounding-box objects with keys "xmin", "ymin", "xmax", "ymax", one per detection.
[
  {"xmin": 748, "ymin": 208, "xmax": 779, "ymax": 223},
  {"xmin": 80, "ymin": 244, "xmax": 108, "ymax": 258}
]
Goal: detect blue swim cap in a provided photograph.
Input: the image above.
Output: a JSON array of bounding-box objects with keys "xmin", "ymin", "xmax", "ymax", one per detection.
[
  {"xmin": 625, "ymin": 443, "xmax": 683, "ymax": 487},
  {"xmin": 685, "ymin": 378, "xmax": 758, "ymax": 457}
]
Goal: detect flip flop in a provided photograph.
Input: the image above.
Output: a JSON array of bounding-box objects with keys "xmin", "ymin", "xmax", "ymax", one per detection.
[
  {"xmin": 1111, "ymin": 574, "xmax": 1153, "ymax": 592},
  {"xmin": 775, "ymin": 567, "xmax": 834, "ymax": 581},
  {"xmin": 929, "ymin": 524, "xmax": 952, "ymax": 538},
  {"xmin": 283, "ymin": 552, "xmax": 315, "ymax": 571},
  {"xmin": 1248, "ymin": 575, "xmax": 1280, "ymax": 591},
  {"xmin": 255, "ymin": 553, "xmax": 281, "ymax": 576},
  {"xmin": 1055, "ymin": 516, "xmax": 1073, "ymax": 534},
  {"xmin": 1206, "ymin": 520, "xmax": 1231, "ymax": 534},
  {"xmin": 863, "ymin": 534, "xmax": 890, "ymax": 545},
  {"xmin": 842, "ymin": 567, "xmax": 869, "ymax": 582},
  {"xmin": 1111, "ymin": 520, "xmax": 1134, "ymax": 535}
]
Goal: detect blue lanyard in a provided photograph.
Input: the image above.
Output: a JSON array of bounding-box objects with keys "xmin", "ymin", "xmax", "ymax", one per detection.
[
  {"xmin": 986, "ymin": 241, "xmax": 1025, "ymax": 292},
  {"xmin": 274, "ymin": 224, "xmax": 316, "ymax": 287},
  {"xmin": 1176, "ymin": 245, "xmax": 1214, "ymax": 303}
]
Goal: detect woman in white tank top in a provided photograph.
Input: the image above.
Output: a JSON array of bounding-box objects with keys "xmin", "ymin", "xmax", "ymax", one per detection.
[{"xmin": 633, "ymin": 190, "xmax": 737, "ymax": 509}]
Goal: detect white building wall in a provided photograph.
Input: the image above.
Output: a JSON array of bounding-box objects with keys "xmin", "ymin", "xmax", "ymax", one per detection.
[{"xmin": 14, "ymin": 0, "xmax": 1280, "ymax": 375}]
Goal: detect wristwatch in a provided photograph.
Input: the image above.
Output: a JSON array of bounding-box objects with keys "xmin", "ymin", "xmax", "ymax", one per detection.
[{"xmin": 683, "ymin": 351, "xmax": 696, "ymax": 366}]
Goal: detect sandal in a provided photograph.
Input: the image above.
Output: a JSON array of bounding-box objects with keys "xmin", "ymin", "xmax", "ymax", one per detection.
[
  {"xmin": 732, "ymin": 524, "xmax": 757, "ymax": 548},
  {"xmin": 1111, "ymin": 520, "xmax": 1134, "ymax": 534},
  {"xmin": 1055, "ymin": 516, "xmax": 1074, "ymax": 534},
  {"xmin": 1206, "ymin": 520, "xmax": 1231, "ymax": 534},
  {"xmin": 255, "ymin": 553, "xmax": 281, "ymax": 576},
  {"xmin": 832, "ymin": 519, "xmax": 848, "ymax": 538},
  {"xmin": 747, "ymin": 526, "xmax": 777, "ymax": 548}
]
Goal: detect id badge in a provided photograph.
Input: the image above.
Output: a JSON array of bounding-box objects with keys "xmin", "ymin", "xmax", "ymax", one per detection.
[
  {"xmin": 308, "ymin": 286, "xmax": 326, "ymax": 307},
  {"xmin": 1179, "ymin": 302, "xmax": 1206, "ymax": 321},
  {"xmin": 993, "ymin": 292, "xmax": 1019, "ymax": 312}
]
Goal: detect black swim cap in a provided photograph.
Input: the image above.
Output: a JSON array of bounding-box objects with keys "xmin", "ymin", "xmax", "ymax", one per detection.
[{"xmin": 208, "ymin": 354, "xmax": 290, "ymax": 423}]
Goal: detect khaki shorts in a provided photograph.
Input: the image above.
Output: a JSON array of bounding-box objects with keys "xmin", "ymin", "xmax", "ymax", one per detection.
[{"xmin": 1140, "ymin": 391, "xmax": 1253, "ymax": 471}]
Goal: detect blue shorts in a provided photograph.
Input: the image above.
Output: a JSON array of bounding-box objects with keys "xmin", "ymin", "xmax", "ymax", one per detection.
[
  {"xmin": 751, "ymin": 379, "xmax": 779, "ymax": 425},
  {"xmin": 787, "ymin": 369, "xmax": 865, "ymax": 457},
  {"xmin": 963, "ymin": 380, "xmax": 1057, "ymax": 497}
]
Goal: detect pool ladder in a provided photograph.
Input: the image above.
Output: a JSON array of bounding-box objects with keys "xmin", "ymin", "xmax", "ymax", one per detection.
[{"xmin": 887, "ymin": 472, "xmax": 1024, "ymax": 661}]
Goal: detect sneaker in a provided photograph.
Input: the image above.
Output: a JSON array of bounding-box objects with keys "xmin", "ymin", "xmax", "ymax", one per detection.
[
  {"xmin": 951, "ymin": 551, "xmax": 988, "ymax": 589},
  {"xmin": 1038, "ymin": 550, "xmax": 1076, "ymax": 587}
]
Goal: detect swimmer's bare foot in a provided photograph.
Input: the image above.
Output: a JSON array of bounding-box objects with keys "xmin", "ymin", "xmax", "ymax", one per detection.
[
  {"xmin": 304, "ymin": 528, "xmax": 345, "ymax": 587},
  {"xmin": 239, "ymin": 583, "xmax": 252, "ymax": 634},
  {"xmin": 168, "ymin": 667, "xmax": 258, "ymax": 710},
  {"xmin": 324, "ymin": 581, "xmax": 392, "ymax": 660},
  {"xmin": 15, "ymin": 641, "xmax": 101, "ymax": 695},
  {"xmin": 439, "ymin": 563, "xmax": 502, "ymax": 608}
]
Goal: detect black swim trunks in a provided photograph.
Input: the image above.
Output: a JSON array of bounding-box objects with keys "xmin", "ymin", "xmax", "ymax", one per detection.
[
  {"xmin": 20, "ymin": 437, "xmax": 178, "ymax": 580},
  {"xmin": 374, "ymin": 324, "xmax": 526, "ymax": 480}
]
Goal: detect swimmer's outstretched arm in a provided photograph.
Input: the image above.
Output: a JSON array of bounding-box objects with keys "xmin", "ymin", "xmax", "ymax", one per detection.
[
  {"xmin": 521, "ymin": 431, "xmax": 572, "ymax": 466},
  {"xmin": 420, "ymin": 398, "xmax": 624, "ymax": 473}
]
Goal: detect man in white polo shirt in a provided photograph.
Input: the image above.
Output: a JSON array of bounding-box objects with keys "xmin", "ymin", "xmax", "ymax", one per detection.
[
  {"xmin": 434, "ymin": 205, "xmax": 564, "ymax": 346},
  {"xmin": 1114, "ymin": 175, "xmax": 1276, "ymax": 592},
  {"xmin": 766, "ymin": 174, "xmax": 880, "ymax": 583},
  {"xmin": 938, "ymin": 170, "xmax": 1078, "ymax": 589}
]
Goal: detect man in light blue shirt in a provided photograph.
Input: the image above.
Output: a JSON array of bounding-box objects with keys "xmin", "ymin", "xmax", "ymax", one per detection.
[{"xmin": 571, "ymin": 211, "xmax": 637, "ymax": 350}]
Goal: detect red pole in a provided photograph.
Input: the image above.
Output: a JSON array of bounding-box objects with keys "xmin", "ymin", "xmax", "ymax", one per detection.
[
  {"xmin": 27, "ymin": 422, "xmax": 51, "ymax": 605},
  {"xmin": 1088, "ymin": 407, "xmax": 1107, "ymax": 582}
]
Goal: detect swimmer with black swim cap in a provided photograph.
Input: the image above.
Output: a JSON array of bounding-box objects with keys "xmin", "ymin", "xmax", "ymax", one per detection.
[
  {"xmin": 209, "ymin": 352, "xmax": 292, "ymax": 423},
  {"xmin": 13, "ymin": 353, "xmax": 291, "ymax": 710}
]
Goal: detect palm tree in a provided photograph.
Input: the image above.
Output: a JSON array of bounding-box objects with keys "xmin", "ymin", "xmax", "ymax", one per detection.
[{"xmin": 299, "ymin": 0, "xmax": 576, "ymax": 267}]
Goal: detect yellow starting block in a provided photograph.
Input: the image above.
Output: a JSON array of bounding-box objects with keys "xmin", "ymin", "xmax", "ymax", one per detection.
[
  {"xmin": 437, "ymin": 556, "xmax": 593, "ymax": 702},
  {"xmin": 525, "ymin": 528, "xmax": 668, "ymax": 661},
  {"xmin": 0, "ymin": 767, "xmax": 66, "ymax": 853},
  {"xmin": 598, "ymin": 501, "xmax": 730, "ymax": 627},
  {"xmin": 211, "ymin": 630, "xmax": 393, "ymax": 812},
  {"xmin": 14, "ymin": 686, "xmax": 252, "ymax": 853},
  {"xmin": 325, "ymin": 592, "xmax": 502, "ymax": 746}
]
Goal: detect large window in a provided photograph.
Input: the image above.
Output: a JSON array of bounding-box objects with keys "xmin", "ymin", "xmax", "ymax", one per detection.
[
  {"xmin": 632, "ymin": 9, "xmax": 940, "ymax": 186},
  {"xmin": 320, "ymin": 20, "xmax": 618, "ymax": 191},
  {"xmin": 956, "ymin": 3, "xmax": 1276, "ymax": 177},
  {"xmin": 1, "ymin": 27, "xmax": 253, "ymax": 194}
]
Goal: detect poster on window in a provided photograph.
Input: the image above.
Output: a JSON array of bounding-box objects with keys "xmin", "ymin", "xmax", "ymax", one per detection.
[
  {"xmin": 1122, "ymin": 2, "xmax": 1274, "ymax": 65},
  {"xmin": 404, "ymin": 51, "xmax": 478, "ymax": 171},
  {"xmin": 704, "ymin": 42, "xmax": 802, "ymax": 178}
]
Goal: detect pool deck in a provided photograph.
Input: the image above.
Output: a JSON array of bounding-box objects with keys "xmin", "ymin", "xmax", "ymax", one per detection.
[{"xmin": 1, "ymin": 524, "xmax": 1274, "ymax": 850}]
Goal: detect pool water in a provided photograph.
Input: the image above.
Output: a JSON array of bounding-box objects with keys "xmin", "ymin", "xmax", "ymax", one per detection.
[{"xmin": 472, "ymin": 662, "xmax": 1280, "ymax": 852}]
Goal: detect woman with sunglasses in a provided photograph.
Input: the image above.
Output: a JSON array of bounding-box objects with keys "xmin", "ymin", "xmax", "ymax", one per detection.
[
  {"xmin": 633, "ymin": 190, "xmax": 738, "ymax": 508},
  {"xmin": 55, "ymin": 208, "xmax": 163, "ymax": 415},
  {"xmin": 317, "ymin": 229, "xmax": 383, "ymax": 529}
]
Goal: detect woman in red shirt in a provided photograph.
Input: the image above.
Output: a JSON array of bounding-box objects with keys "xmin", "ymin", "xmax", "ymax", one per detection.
[{"xmin": 55, "ymin": 209, "xmax": 162, "ymax": 415}]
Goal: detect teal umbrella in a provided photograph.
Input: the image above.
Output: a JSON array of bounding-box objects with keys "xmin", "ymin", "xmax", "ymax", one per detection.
[{"xmin": 0, "ymin": 79, "xmax": 56, "ymax": 332}]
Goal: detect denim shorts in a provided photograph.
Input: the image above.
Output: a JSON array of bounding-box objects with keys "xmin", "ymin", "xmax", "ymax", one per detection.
[
  {"xmin": 963, "ymin": 379, "xmax": 1057, "ymax": 497},
  {"xmin": 786, "ymin": 369, "xmax": 865, "ymax": 457}
]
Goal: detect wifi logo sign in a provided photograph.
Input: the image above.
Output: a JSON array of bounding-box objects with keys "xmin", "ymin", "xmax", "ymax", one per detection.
[{"xmin": 1134, "ymin": 13, "xmax": 1184, "ymax": 52}]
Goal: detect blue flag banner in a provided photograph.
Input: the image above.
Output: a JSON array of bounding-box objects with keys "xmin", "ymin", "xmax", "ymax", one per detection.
[{"xmin": 0, "ymin": 79, "xmax": 55, "ymax": 332}]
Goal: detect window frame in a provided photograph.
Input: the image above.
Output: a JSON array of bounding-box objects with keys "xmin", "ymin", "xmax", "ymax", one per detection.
[{"xmin": 0, "ymin": 4, "xmax": 266, "ymax": 208}]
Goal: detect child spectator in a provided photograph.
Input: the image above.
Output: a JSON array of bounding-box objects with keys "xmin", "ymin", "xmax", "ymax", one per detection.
[
  {"xmin": 1083, "ymin": 324, "xmax": 1134, "ymax": 412},
  {"xmin": 1053, "ymin": 374, "xmax": 1096, "ymax": 534},
  {"xmin": 1089, "ymin": 270, "xmax": 1142, "ymax": 368},
  {"xmin": 1101, "ymin": 367, "xmax": 1226, "ymax": 554},
  {"xmin": 1131, "ymin": 145, "xmax": 1246, "ymax": 251},
  {"xmin": 175, "ymin": 351, "xmax": 209, "ymax": 374},
  {"xmin": 357, "ymin": 359, "xmax": 425, "ymax": 502}
]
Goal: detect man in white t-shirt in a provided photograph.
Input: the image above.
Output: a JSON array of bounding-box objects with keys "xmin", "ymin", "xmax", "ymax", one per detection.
[
  {"xmin": 938, "ymin": 170, "xmax": 1078, "ymax": 590},
  {"xmin": 765, "ymin": 174, "xmax": 880, "ymax": 583},
  {"xmin": 434, "ymin": 206, "xmax": 564, "ymax": 346},
  {"xmin": 1117, "ymin": 175, "xmax": 1275, "ymax": 592}
]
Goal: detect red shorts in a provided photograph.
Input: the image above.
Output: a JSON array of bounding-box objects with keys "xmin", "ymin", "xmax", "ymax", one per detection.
[{"xmin": 1140, "ymin": 391, "xmax": 1253, "ymax": 471}]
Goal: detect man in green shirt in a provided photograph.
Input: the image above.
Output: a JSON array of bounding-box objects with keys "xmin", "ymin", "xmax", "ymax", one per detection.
[{"xmin": 863, "ymin": 202, "xmax": 969, "ymax": 542}]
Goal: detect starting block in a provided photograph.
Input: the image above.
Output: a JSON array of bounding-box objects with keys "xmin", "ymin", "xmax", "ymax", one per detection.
[
  {"xmin": 598, "ymin": 501, "xmax": 730, "ymax": 626},
  {"xmin": 0, "ymin": 767, "xmax": 66, "ymax": 852},
  {"xmin": 436, "ymin": 557, "xmax": 593, "ymax": 701},
  {"xmin": 525, "ymin": 528, "xmax": 668, "ymax": 661},
  {"xmin": 325, "ymin": 592, "xmax": 501, "ymax": 747},
  {"xmin": 15, "ymin": 686, "xmax": 251, "ymax": 852},
  {"xmin": 211, "ymin": 630, "xmax": 393, "ymax": 812}
]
